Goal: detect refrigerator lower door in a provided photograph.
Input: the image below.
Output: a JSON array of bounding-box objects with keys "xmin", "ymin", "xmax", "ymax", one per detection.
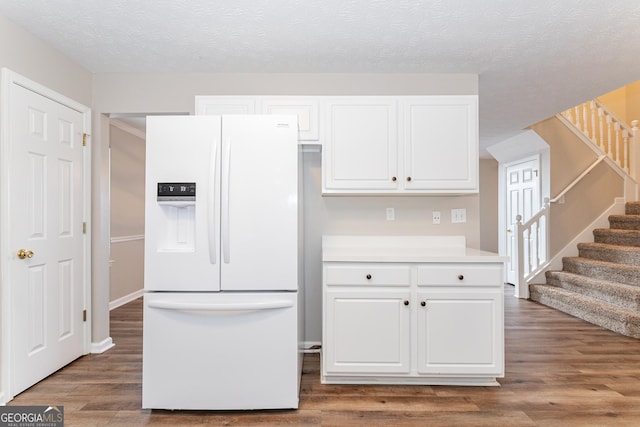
[{"xmin": 142, "ymin": 292, "xmax": 300, "ymax": 410}]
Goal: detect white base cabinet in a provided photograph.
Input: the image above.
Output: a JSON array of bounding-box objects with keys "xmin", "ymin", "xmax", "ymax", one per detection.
[
  {"xmin": 417, "ymin": 289, "xmax": 502, "ymax": 376},
  {"xmin": 325, "ymin": 289, "xmax": 411, "ymax": 374},
  {"xmin": 322, "ymin": 238, "xmax": 505, "ymax": 386}
]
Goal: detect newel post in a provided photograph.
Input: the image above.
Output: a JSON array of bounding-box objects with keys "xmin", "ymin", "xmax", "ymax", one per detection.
[
  {"xmin": 514, "ymin": 214, "xmax": 528, "ymax": 299},
  {"xmin": 631, "ymin": 120, "xmax": 639, "ymax": 184}
]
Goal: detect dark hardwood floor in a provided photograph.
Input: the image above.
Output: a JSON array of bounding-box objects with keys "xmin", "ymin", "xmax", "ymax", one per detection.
[{"xmin": 9, "ymin": 285, "xmax": 640, "ymax": 426}]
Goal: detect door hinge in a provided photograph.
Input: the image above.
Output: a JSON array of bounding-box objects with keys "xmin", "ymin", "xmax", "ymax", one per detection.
[
  {"xmin": 83, "ymin": 222, "xmax": 87, "ymax": 234},
  {"xmin": 82, "ymin": 133, "xmax": 88, "ymax": 146},
  {"xmin": 83, "ymin": 309, "xmax": 87, "ymax": 322}
]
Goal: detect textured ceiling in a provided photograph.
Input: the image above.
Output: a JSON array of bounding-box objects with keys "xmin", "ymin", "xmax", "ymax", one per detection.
[{"xmin": 1, "ymin": 0, "xmax": 639, "ymax": 148}]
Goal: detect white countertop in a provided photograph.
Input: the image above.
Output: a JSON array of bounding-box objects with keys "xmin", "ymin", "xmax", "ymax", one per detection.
[{"xmin": 323, "ymin": 235, "xmax": 508, "ymax": 263}]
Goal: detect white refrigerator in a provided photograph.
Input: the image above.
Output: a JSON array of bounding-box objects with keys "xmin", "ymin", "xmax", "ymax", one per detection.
[{"xmin": 142, "ymin": 115, "xmax": 303, "ymax": 410}]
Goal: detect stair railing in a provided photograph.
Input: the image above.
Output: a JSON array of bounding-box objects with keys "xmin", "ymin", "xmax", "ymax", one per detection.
[
  {"xmin": 513, "ymin": 99, "xmax": 638, "ymax": 299},
  {"xmin": 513, "ymin": 198, "xmax": 550, "ymax": 299},
  {"xmin": 561, "ymin": 99, "xmax": 639, "ymax": 182}
]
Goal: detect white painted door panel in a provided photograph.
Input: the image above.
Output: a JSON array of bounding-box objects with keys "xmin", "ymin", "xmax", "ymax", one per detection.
[
  {"xmin": 417, "ymin": 290, "xmax": 503, "ymax": 375},
  {"xmin": 261, "ymin": 98, "xmax": 319, "ymax": 141},
  {"xmin": 403, "ymin": 97, "xmax": 478, "ymax": 191},
  {"xmin": 324, "ymin": 290, "xmax": 411, "ymax": 374},
  {"xmin": 323, "ymin": 99, "xmax": 398, "ymax": 191},
  {"xmin": 505, "ymin": 158, "xmax": 541, "ymax": 284},
  {"xmin": 195, "ymin": 96, "xmax": 256, "ymax": 115},
  {"xmin": 8, "ymin": 82, "xmax": 86, "ymax": 396}
]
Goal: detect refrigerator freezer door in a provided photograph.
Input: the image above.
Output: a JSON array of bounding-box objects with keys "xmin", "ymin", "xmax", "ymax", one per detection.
[
  {"xmin": 221, "ymin": 115, "xmax": 299, "ymax": 291},
  {"xmin": 142, "ymin": 292, "xmax": 300, "ymax": 410},
  {"xmin": 145, "ymin": 116, "xmax": 222, "ymax": 292}
]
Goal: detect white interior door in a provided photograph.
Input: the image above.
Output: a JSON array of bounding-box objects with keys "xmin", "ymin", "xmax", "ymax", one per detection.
[
  {"xmin": 1, "ymin": 71, "xmax": 89, "ymax": 398},
  {"xmin": 505, "ymin": 157, "xmax": 541, "ymax": 284}
]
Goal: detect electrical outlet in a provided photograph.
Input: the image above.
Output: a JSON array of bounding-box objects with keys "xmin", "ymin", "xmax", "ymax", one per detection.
[
  {"xmin": 451, "ymin": 208, "xmax": 467, "ymax": 223},
  {"xmin": 386, "ymin": 207, "xmax": 395, "ymax": 221},
  {"xmin": 432, "ymin": 211, "xmax": 441, "ymax": 224}
]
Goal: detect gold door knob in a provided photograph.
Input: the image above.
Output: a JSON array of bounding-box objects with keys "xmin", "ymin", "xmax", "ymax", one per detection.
[{"xmin": 17, "ymin": 249, "xmax": 34, "ymax": 259}]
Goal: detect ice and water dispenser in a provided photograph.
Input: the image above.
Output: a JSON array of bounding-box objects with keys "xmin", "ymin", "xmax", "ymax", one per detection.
[{"xmin": 156, "ymin": 182, "xmax": 196, "ymax": 252}]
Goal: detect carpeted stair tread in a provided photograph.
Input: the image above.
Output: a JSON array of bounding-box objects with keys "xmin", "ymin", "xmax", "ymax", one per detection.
[
  {"xmin": 577, "ymin": 242, "xmax": 640, "ymax": 266},
  {"xmin": 529, "ymin": 284, "xmax": 640, "ymax": 338},
  {"xmin": 593, "ymin": 228, "xmax": 640, "ymax": 247},
  {"xmin": 626, "ymin": 201, "xmax": 640, "ymax": 215},
  {"xmin": 545, "ymin": 270, "xmax": 640, "ymax": 310},
  {"xmin": 529, "ymin": 200, "xmax": 640, "ymax": 339},
  {"xmin": 562, "ymin": 256, "xmax": 640, "ymax": 286},
  {"xmin": 608, "ymin": 214, "xmax": 640, "ymax": 230}
]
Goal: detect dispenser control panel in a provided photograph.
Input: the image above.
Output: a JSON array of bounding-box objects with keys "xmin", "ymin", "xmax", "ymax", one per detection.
[{"xmin": 157, "ymin": 182, "xmax": 196, "ymax": 201}]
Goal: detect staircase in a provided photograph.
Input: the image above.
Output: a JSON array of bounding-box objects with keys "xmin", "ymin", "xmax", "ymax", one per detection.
[{"xmin": 529, "ymin": 201, "xmax": 640, "ymax": 338}]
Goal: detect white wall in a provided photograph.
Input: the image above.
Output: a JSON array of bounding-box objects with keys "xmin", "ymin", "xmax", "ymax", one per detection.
[
  {"xmin": 0, "ymin": 15, "xmax": 91, "ymax": 105},
  {"xmin": 92, "ymin": 73, "xmax": 480, "ymax": 343},
  {"xmin": 109, "ymin": 124, "xmax": 145, "ymax": 305}
]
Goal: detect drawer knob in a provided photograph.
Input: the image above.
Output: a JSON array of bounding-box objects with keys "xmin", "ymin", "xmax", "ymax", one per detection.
[
  {"xmin": 406, "ymin": 176, "xmax": 412, "ymax": 182},
  {"xmin": 458, "ymin": 274, "xmax": 464, "ymax": 280},
  {"xmin": 403, "ymin": 300, "xmax": 409, "ymax": 306},
  {"xmin": 391, "ymin": 176, "xmax": 397, "ymax": 182},
  {"xmin": 366, "ymin": 274, "xmax": 372, "ymax": 280},
  {"xmin": 420, "ymin": 301, "xmax": 426, "ymax": 307}
]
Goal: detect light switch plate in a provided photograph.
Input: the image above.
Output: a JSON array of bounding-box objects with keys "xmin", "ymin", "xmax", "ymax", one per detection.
[{"xmin": 451, "ymin": 208, "xmax": 467, "ymax": 223}]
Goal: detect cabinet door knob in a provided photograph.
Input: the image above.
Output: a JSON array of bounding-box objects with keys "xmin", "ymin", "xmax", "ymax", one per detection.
[
  {"xmin": 366, "ymin": 274, "xmax": 372, "ymax": 280},
  {"xmin": 458, "ymin": 274, "xmax": 464, "ymax": 280},
  {"xmin": 391, "ymin": 176, "xmax": 397, "ymax": 182},
  {"xmin": 420, "ymin": 301, "xmax": 426, "ymax": 307},
  {"xmin": 403, "ymin": 300, "xmax": 410, "ymax": 306},
  {"xmin": 406, "ymin": 176, "xmax": 412, "ymax": 182}
]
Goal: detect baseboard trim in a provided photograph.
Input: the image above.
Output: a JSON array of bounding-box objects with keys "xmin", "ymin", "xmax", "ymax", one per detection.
[
  {"xmin": 109, "ymin": 289, "xmax": 144, "ymax": 311},
  {"xmin": 302, "ymin": 341, "xmax": 321, "ymax": 353},
  {"xmin": 91, "ymin": 337, "xmax": 115, "ymax": 354}
]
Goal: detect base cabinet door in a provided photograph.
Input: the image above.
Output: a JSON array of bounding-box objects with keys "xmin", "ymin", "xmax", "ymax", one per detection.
[
  {"xmin": 417, "ymin": 290, "xmax": 503, "ymax": 376},
  {"xmin": 324, "ymin": 289, "xmax": 411, "ymax": 374}
]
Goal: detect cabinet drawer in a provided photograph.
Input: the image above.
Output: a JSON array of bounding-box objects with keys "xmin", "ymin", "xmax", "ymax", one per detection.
[
  {"xmin": 325, "ymin": 265, "xmax": 411, "ymax": 286},
  {"xmin": 417, "ymin": 264, "xmax": 502, "ymax": 286}
]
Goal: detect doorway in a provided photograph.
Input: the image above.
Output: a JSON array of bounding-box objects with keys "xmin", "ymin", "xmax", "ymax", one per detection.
[
  {"xmin": 504, "ymin": 156, "xmax": 541, "ymax": 285},
  {"xmin": 0, "ymin": 69, "xmax": 91, "ymax": 401}
]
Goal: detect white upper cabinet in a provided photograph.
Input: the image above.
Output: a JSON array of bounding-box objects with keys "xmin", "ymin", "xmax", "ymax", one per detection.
[
  {"xmin": 195, "ymin": 96, "xmax": 320, "ymax": 142},
  {"xmin": 403, "ymin": 96, "xmax": 478, "ymax": 192},
  {"xmin": 260, "ymin": 98, "xmax": 319, "ymax": 141},
  {"xmin": 322, "ymin": 96, "xmax": 478, "ymax": 195},
  {"xmin": 195, "ymin": 95, "xmax": 479, "ymax": 195},
  {"xmin": 195, "ymin": 96, "xmax": 256, "ymax": 115},
  {"xmin": 322, "ymin": 98, "xmax": 398, "ymax": 191}
]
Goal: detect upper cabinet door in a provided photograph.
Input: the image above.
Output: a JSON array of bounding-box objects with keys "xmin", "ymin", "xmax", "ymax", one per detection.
[
  {"xmin": 323, "ymin": 98, "xmax": 398, "ymax": 192},
  {"xmin": 195, "ymin": 96, "xmax": 256, "ymax": 115},
  {"xmin": 403, "ymin": 96, "xmax": 478, "ymax": 193},
  {"xmin": 260, "ymin": 98, "xmax": 319, "ymax": 141}
]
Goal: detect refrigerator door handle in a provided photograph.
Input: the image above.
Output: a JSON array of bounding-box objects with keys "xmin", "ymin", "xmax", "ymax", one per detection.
[
  {"xmin": 147, "ymin": 299, "xmax": 294, "ymax": 312},
  {"xmin": 208, "ymin": 137, "xmax": 219, "ymax": 265},
  {"xmin": 222, "ymin": 137, "xmax": 231, "ymax": 264}
]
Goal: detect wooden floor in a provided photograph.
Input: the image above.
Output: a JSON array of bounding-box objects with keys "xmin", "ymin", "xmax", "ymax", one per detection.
[{"xmin": 9, "ymin": 285, "xmax": 640, "ymax": 426}]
